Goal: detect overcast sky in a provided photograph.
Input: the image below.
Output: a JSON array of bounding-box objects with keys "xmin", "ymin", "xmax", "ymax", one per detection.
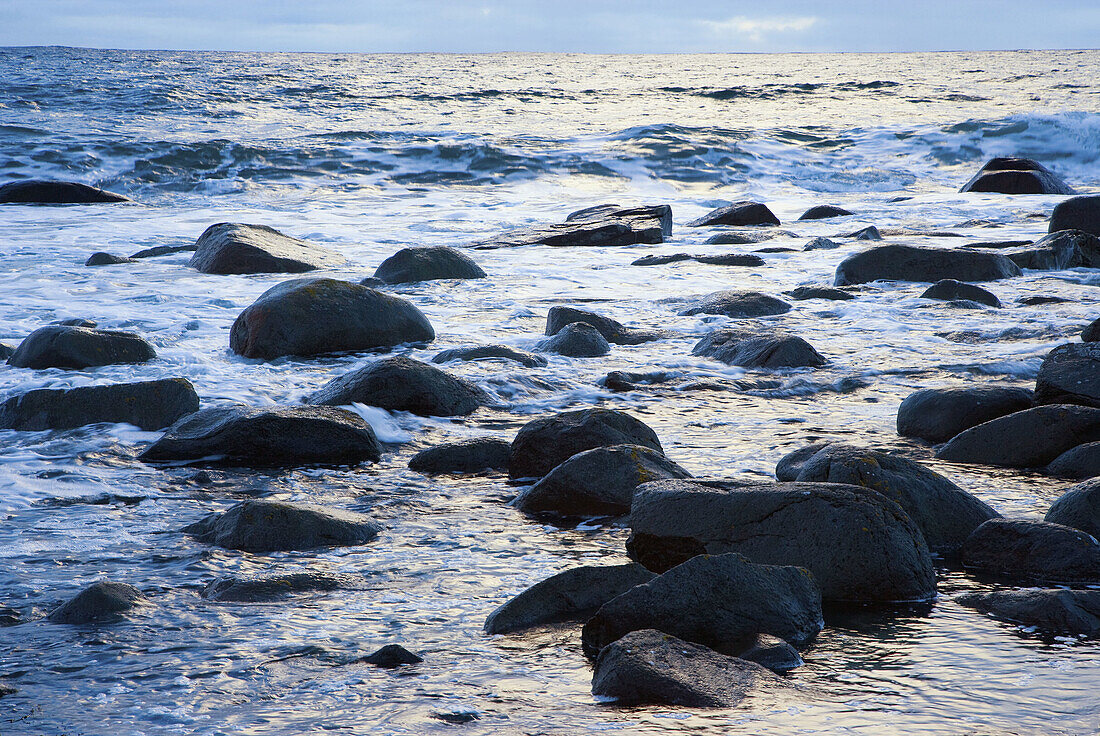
[{"xmin": 3, "ymin": 0, "xmax": 1098, "ymax": 53}]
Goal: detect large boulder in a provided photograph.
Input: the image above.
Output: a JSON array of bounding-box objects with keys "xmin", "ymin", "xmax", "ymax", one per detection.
[
  {"xmin": 509, "ymin": 408, "xmax": 662, "ymax": 479},
  {"xmin": 483, "ymin": 563, "xmax": 655, "ymax": 634},
  {"xmin": 834, "ymin": 244, "xmax": 1021, "ymax": 286},
  {"xmin": 1035, "ymin": 343, "xmax": 1100, "ymax": 408},
  {"xmin": 958, "ymin": 589, "xmax": 1100, "ymax": 638},
  {"xmin": 688, "ymin": 201, "xmax": 779, "ymax": 227},
  {"xmin": 8, "ymin": 325, "xmax": 156, "ymax": 369},
  {"xmin": 799, "ymin": 205, "xmax": 852, "ymax": 220},
  {"xmin": 47, "ymin": 581, "xmax": 145, "ymax": 624},
  {"xmin": 960, "ymin": 158, "xmax": 1075, "ymax": 195},
  {"xmin": 0, "ymin": 180, "xmax": 131, "ymax": 204},
  {"xmin": 373, "ymin": 246, "xmax": 486, "ymax": 284},
  {"xmin": 202, "ymin": 573, "xmax": 347, "ymax": 602},
  {"xmin": 936, "ymin": 404, "xmax": 1100, "ymax": 468},
  {"xmin": 919, "ymin": 280, "xmax": 1000, "ymax": 308},
  {"xmin": 432, "ymin": 345, "xmax": 546, "ymax": 368},
  {"xmin": 229, "ymin": 278, "xmax": 434, "ymax": 360},
  {"xmin": 545, "ymin": 306, "xmax": 671, "ymax": 345},
  {"xmin": 783, "ymin": 443, "xmax": 998, "ymax": 553},
  {"xmin": 408, "ymin": 438, "xmax": 511, "ymax": 474},
  {"xmin": 581, "ymin": 553, "xmax": 822, "ymax": 657},
  {"xmin": 535, "ymin": 322, "xmax": 610, "ymax": 357},
  {"xmin": 897, "ymin": 386, "xmax": 1034, "ymax": 443},
  {"xmin": 0, "ymin": 378, "xmax": 199, "ymax": 431},
  {"xmin": 474, "ymin": 204, "xmax": 670, "ymax": 249},
  {"xmin": 188, "ymin": 223, "xmax": 347, "ymax": 275},
  {"xmin": 139, "ymin": 405, "xmax": 382, "ymax": 466},
  {"xmin": 184, "ymin": 499, "xmax": 382, "ymax": 552},
  {"xmin": 626, "ymin": 479, "xmax": 936, "ymax": 603},
  {"xmin": 961, "ymin": 519, "xmax": 1100, "ymax": 584},
  {"xmin": 1049, "ymin": 195, "xmax": 1100, "ymax": 236},
  {"xmin": 680, "ymin": 290, "xmax": 791, "ymax": 318},
  {"xmin": 1044, "ymin": 478, "xmax": 1100, "ymax": 538},
  {"xmin": 307, "ymin": 356, "xmax": 486, "ymax": 417},
  {"xmin": 1046, "ymin": 442, "xmax": 1100, "ymax": 479},
  {"xmin": 1001, "ymin": 230, "xmax": 1100, "ymax": 270},
  {"xmin": 514, "ymin": 444, "xmax": 691, "ymax": 516},
  {"xmin": 692, "ymin": 328, "xmax": 825, "ymax": 368}
]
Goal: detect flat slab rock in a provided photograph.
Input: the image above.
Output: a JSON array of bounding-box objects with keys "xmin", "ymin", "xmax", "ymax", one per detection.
[
  {"xmin": 957, "ymin": 589, "xmax": 1100, "ymax": 638},
  {"xmin": 189, "ymin": 223, "xmax": 347, "ymax": 275},
  {"xmin": 509, "ymin": 408, "xmax": 663, "ymax": 479},
  {"xmin": 692, "ymin": 328, "xmax": 825, "ymax": 368},
  {"xmin": 373, "ymin": 245, "xmax": 486, "ymax": 284},
  {"xmin": 184, "ymin": 499, "xmax": 382, "ymax": 552},
  {"xmin": 0, "ymin": 377, "xmax": 199, "ymax": 431},
  {"xmin": 631, "ymin": 252, "xmax": 764, "ymax": 267},
  {"xmin": 307, "ymin": 356, "xmax": 487, "ymax": 417},
  {"xmin": 0, "ymin": 180, "xmax": 132, "ymax": 204},
  {"xmin": 834, "ymin": 244, "xmax": 1022, "ymax": 286},
  {"xmin": 8, "ymin": 325, "xmax": 157, "ymax": 370},
  {"xmin": 473, "ymin": 204, "xmax": 670, "ymax": 249},
  {"xmin": 545, "ymin": 306, "xmax": 673, "ymax": 345}
]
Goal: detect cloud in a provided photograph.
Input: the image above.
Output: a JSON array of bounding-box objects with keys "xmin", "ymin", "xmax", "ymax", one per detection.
[{"xmin": 700, "ymin": 15, "xmax": 819, "ymax": 44}]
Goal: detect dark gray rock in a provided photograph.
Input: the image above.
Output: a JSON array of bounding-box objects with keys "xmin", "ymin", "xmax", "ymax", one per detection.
[
  {"xmin": 1046, "ymin": 442, "xmax": 1100, "ymax": 479},
  {"xmin": 631, "ymin": 253, "xmax": 765, "ymax": 267},
  {"xmin": 484, "ymin": 563, "xmax": 656, "ymax": 634},
  {"xmin": 1019, "ymin": 296, "xmax": 1072, "ymax": 305},
  {"xmin": 475, "ymin": 204, "xmax": 670, "ymax": 249},
  {"xmin": 958, "ymin": 589, "xmax": 1100, "ymax": 637},
  {"xmin": 804, "ymin": 237, "xmax": 840, "ymax": 251},
  {"xmin": 599, "ymin": 370, "xmax": 681, "ymax": 392},
  {"xmin": 835, "ymin": 244, "xmax": 1021, "ymax": 286},
  {"xmin": 202, "ymin": 573, "xmax": 346, "ymax": 602},
  {"xmin": 362, "ymin": 644, "xmax": 422, "ymax": 668},
  {"xmin": 1001, "ymin": 230, "xmax": 1100, "ymax": 270},
  {"xmin": 0, "ymin": 378, "xmax": 199, "ymax": 431},
  {"xmin": 53, "ymin": 318, "xmax": 97, "ymax": 328},
  {"xmin": 800, "ymin": 205, "xmax": 852, "ymax": 220},
  {"xmin": 48, "ymin": 581, "xmax": 144, "ymax": 624},
  {"xmin": 774, "ymin": 442, "xmax": 831, "ymax": 481},
  {"xmin": 961, "ymin": 519, "xmax": 1100, "ymax": 583},
  {"xmin": 229, "ymin": 278, "xmax": 434, "ymax": 360},
  {"xmin": 841, "ymin": 225, "xmax": 883, "ymax": 241},
  {"xmin": 8, "ymin": 325, "xmax": 156, "ymax": 369},
  {"xmin": 139, "ymin": 405, "xmax": 382, "ymax": 466},
  {"xmin": 184, "ymin": 499, "xmax": 382, "ymax": 552},
  {"xmin": 681, "ymin": 290, "xmax": 791, "ymax": 318},
  {"xmin": 432, "ymin": 344, "xmax": 546, "ymax": 368},
  {"xmin": 509, "ymin": 408, "xmax": 662, "ymax": 479},
  {"xmin": 920, "ymin": 279, "xmax": 1000, "ymax": 308},
  {"xmin": 897, "ymin": 386, "xmax": 1034, "ymax": 443},
  {"xmin": 545, "ymin": 306, "xmax": 672, "ymax": 345},
  {"xmin": 786, "ymin": 286, "xmax": 854, "ymax": 301},
  {"xmin": 0, "ymin": 344, "xmax": 14, "ymax": 361},
  {"xmin": 85, "ymin": 252, "xmax": 136, "ymax": 266},
  {"xmin": 736, "ymin": 634, "xmax": 803, "ymax": 673},
  {"xmin": 960, "ymin": 158, "xmax": 1075, "ymax": 195},
  {"xmin": 1084, "ymin": 317, "xmax": 1100, "ymax": 342},
  {"xmin": 704, "ymin": 230, "xmax": 783, "ymax": 245},
  {"xmin": 307, "ymin": 356, "xmax": 486, "ymax": 417},
  {"xmin": 0, "ymin": 180, "xmax": 131, "ymax": 204},
  {"xmin": 373, "ymin": 245, "xmax": 486, "ymax": 284},
  {"xmin": 189, "ymin": 223, "xmax": 347, "ymax": 275},
  {"xmin": 688, "ymin": 201, "xmax": 779, "ymax": 227},
  {"xmin": 692, "ymin": 329, "xmax": 825, "ymax": 368},
  {"xmin": 130, "ymin": 244, "xmax": 198, "ymax": 259},
  {"xmin": 1035, "ymin": 342, "xmax": 1100, "ymax": 408},
  {"xmin": 1044, "ymin": 477, "xmax": 1100, "ymax": 537},
  {"xmin": 1050, "ymin": 195, "xmax": 1100, "ymax": 237},
  {"xmin": 565, "ymin": 203, "xmax": 672, "ymax": 237},
  {"xmin": 937, "ymin": 404, "xmax": 1100, "ymax": 468},
  {"xmin": 409, "ymin": 438, "xmax": 511, "ymax": 474},
  {"xmin": 536, "ymin": 322, "xmax": 611, "ymax": 357}
]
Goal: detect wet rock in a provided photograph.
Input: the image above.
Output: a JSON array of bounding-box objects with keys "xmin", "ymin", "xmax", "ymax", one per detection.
[
  {"xmin": 0, "ymin": 377, "xmax": 199, "ymax": 431},
  {"xmin": 688, "ymin": 201, "xmax": 780, "ymax": 227},
  {"xmin": 835, "ymin": 244, "xmax": 1021, "ymax": 286},
  {"xmin": 0, "ymin": 180, "xmax": 132, "ymax": 204},
  {"xmin": 202, "ymin": 572, "xmax": 346, "ymax": 602},
  {"xmin": 183, "ymin": 499, "xmax": 382, "ymax": 552},
  {"xmin": 0, "ymin": 344, "xmax": 14, "ymax": 361},
  {"xmin": 1084, "ymin": 318, "xmax": 1100, "ymax": 342},
  {"xmin": 958, "ymin": 589, "xmax": 1100, "ymax": 637},
  {"xmin": 53, "ymin": 318, "xmax": 97, "ymax": 328},
  {"xmin": 509, "ymin": 408, "xmax": 662, "ymax": 479},
  {"xmin": 680, "ymin": 290, "xmax": 791, "ymax": 318},
  {"xmin": 840, "ymin": 225, "xmax": 883, "ymax": 241},
  {"xmin": 189, "ymin": 223, "xmax": 347, "ymax": 275},
  {"xmin": 786, "ymin": 286, "xmax": 854, "ymax": 301},
  {"xmin": 897, "ymin": 386, "xmax": 1034, "ymax": 443},
  {"xmin": 307, "ymin": 356, "xmax": 486, "ymax": 417},
  {"xmin": 800, "ymin": 205, "xmax": 853, "ymax": 220},
  {"xmin": 139, "ymin": 405, "xmax": 382, "ymax": 466},
  {"xmin": 85, "ymin": 252, "xmax": 136, "ymax": 266},
  {"xmin": 514, "ymin": 444, "xmax": 691, "ymax": 516},
  {"xmin": 47, "ymin": 581, "xmax": 145, "ymax": 624},
  {"xmin": 566, "ymin": 203, "xmax": 672, "ymax": 235},
  {"xmin": 130, "ymin": 244, "xmax": 198, "ymax": 259},
  {"xmin": 1035, "ymin": 343, "xmax": 1100, "ymax": 408},
  {"xmin": 1001, "ymin": 230, "xmax": 1100, "ymax": 270},
  {"xmin": 1019, "ymin": 296, "xmax": 1072, "ymax": 306},
  {"xmin": 1046, "ymin": 442, "xmax": 1100, "ymax": 479},
  {"xmin": 1050, "ymin": 195, "xmax": 1100, "ymax": 237},
  {"xmin": 631, "ymin": 253, "xmax": 692, "ymax": 266},
  {"xmin": 692, "ymin": 328, "xmax": 825, "ymax": 368},
  {"xmin": 937, "ymin": 404, "xmax": 1100, "ymax": 468},
  {"xmin": 736, "ymin": 634, "xmax": 803, "ymax": 673},
  {"xmin": 1044, "ymin": 478, "xmax": 1100, "ymax": 538},
  {"xmin": 626, "ymin": 479, "xmax": 936, "ymax": 603},
  {"xmin": 229, "ymin": 278, "xmax": 434, "ymax": 360},
  {"xmin": 409, "ymin": 438, "xmax": 511, "ymax": 474},
  {"xmin": 774, "ymin": 442, "xmax": 831, "ymax": 481},
  {"xmin": 373, "ymin": 245, "xmax": 486, "ymax": 284},
  {"xmin": 536, "ymin": 322, "xmax": 611, "ymax": 357},
  {"xmin": 960, "ymin": 158, "xmax": 1075, "ymax": 195},
  {"xmin": 705, "ymin": 230, "xmax": 786, "ymax": 245},
  {"xmin": 484, "ymin": 563, "xmax": 656, "ymax": 634},
  {"xmin": 8, "ymin": 325, "xmax": 156, "ymax": 369},
  {"xmin": 432, "ymin": 344, "xmax": 546, "ymax": 368},
  {"xmin": 961, "ymin": 519, "xmax": 1100, "ymax": 584},
  {"xmin": 754, "ymin": 246, "xmax": 798, "ymax": 253},
  {"xmin": 362, "ymin": 644, "xmax": 422, "ymax": 668},
  {"xmin": 920, "ymin": 279, "xmax": 1001, "ymax": 308},
  {"xmin": 803, "ymin": 236, "xmax": 840, "ymax": 251},
  {"xmin": 631, "ymin": 253, "xmax": 765, "ymax": 267},
  {"xmin": 474, "ymin": 204, "xmax": 670, "ymax": 248},
  {"xmin": 545, "ymin": 306, "xmax": 672, "ymax": 345},
  {"xmin": 598, "ymin": 370, "xmax": 680, "ymax": 391}
]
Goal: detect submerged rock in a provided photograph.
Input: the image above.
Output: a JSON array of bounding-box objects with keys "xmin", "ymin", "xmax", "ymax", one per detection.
[
  {"xmin": 373, "ymin": 245, "xmax": 486, "ymax": 284},
  {"xmin": 409, "ymin": 438, "xmax": 512, "ymax": 474},
  {"xmin": 1044, "ymin": 478, "xmax": 1100, "ymax": 538},
  {"xmin": 799, "ymin": 205, "xmax": 852, "ymax": 220},
  {"xmin": 688, "ymin": 201, "xmax": 779, "ymax": 227},
  {"xmin": 189, "ymin": 223, "xmax": 347, "ymax": 274},
  {"xmin": 509, "ymin": 408, "xmax": 662, "ymax": 479},
  {"xmin": 362, "ymin": 644, "xmax": 423, "ymax": 668},
  {"xmin": 1035, "ymin": 343, "xmax": 1100, "ymax": 408},
  {"xmin": 544, "ymin": 306, "xmax": 672, "ymax": 345},
  {"xmin": 840, "ymin": 225, "xmax": 883, "ymax": 241},
  {"xmin": 0, "ymin": 180, "xmax": 131, "ymax": 204},
  {"xmin": 961, "ymin": 519, "xmax": 1100, "ymax": 584},
  {"xmin": 692, "ymin": 328, "xmax": 825, "ymax": 368},
  {"xmin": 631, "ymin": 252, "xmax": 765, "ymax": 267},
  {"xmin": 85, "ymin": 252, "xmax": 137, "ymax": 266},
  {"xmin": 184, "ymin": 499, "xmax": 382, "ymax": 552},
  {"xmin": 0, "ymin": 378, "xmax": 199, "ymax": 431},
  {"xmin": 936, "ymin": 404, "xmax": 1100, "ymax": 468},
  {"xmin": 202, "ymin": 573, "xmax": 346, "ymax": 602},
  {"xmin": 705, "ymin": 230, "xmax": 786, "ymax": 245},
  {"xmin": 47, "ymin": 581, "xmax": 145, "ymax": 624},
  {"xmin": 897, "ymin": 386, "xmax": 1034, "ymax": 443},
  {"xmin": 803, "ymin": 237, "xmax": 840, "ymax": 251},
  {"xmin": 307, "ymin": 356, "xmax": 487, "ymax": 416},
  {"xmin": 786, "ymin": 286, "xmax": 854, "ymax": 301},
  {"xmin": 432, "ymin": 344, "xmax": 546, "ymax": 368},
  {"xmin": 960, "ymin": 157, "xmax": 1075, "ymax": 195},
  {"xmin": 834, "ymin": 244, "xmax": 1021, "ymax": 286},
  {"xmin": 474, "ymin": 204, "xmax": 670, "ymax": 248},
  {"xmin": 680, "ymin": 290, "xmax": 791, "ymax": 318},
  {"xmin": 958, "ymin": 589, "xmax": 1100, "ymax": 638},
  {"xmin": 130, "ymin": 244, "xmax": 198, "ymax": 259},
  {"xmin": 920, "ymin": 279, "xmax": 1001, "ymax": 308},
  {"xmin": 536, "ymin": 322, "xmax": 611, "ymax": 357},
  {"xmin": 7, "ymin": 325, "xmax": 156, "ymax": 370},
  {"xmin": 1050, "ymin": 195, "xmax": 1100, "ymax": 236}
]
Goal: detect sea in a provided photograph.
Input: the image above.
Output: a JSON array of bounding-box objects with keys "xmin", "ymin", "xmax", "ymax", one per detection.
[{"xmin": 0, "ymin": 46, "xmax": 1099, "ymax": 735}]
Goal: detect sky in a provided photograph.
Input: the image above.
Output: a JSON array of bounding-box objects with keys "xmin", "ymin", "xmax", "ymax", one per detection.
[{"xmin": 3, "ymin": 0, "xmax": 1099, "ymax": 53}]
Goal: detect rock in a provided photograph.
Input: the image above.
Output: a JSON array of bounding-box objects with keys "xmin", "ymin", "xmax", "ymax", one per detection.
[
  {"xmin": 680, "ymin": 290, "xmax": 791, "ymax": 318},
  {"xmin": 53, "ymin": 318, "xmax": 97, "ymax": 328},
  {"xmin": 631, "ymin": 253, "xmax": 765, "ymax": 267},
  {"xmin": 0, "ymin": 344, "xmax": 13, "ymax": 361},
  {"xmin": 834, "ymin": 244, "xmax": 1022, "ymax": 286},
  {"xmin": 897, "ymin": 386, "xmax": 1034, "ymax": 443},
  {"xmin": 937, "ymin": 404, "xmax": 1100, "ymax": 468},
  {"xmin": 581, "ymin": 553, "xmax": 823, "ymax": 658},
  {"xmin": 229, "ymin": 278, "xmax": 434, "ymax": 360},
  {"xmin": 920, "ymin": 279, "xmax": 1001, "ymax": 308},
  {"xmin": 783, "ymin": 443, "xmax": 999, "ymax": 553},
  {"xmin": 631, "ymin": 253, "xmax": 692, "ymax": 266},
  {"xmin": 129, "ymin": 244, "xmax": 198, "ymax": 259},
  {"xmin": 800, "ymin": 205, "xmax": 853, "ymax": 220},
  {"xmin": 202, "ymin": 572, "xmax": 346, "ymax": 602},
  {"xmin": 626, "ymin": 479, "xmax": 937, "ymax": 603},
  {"xmin": 1019, "ymin": 296, "xmax": 1072, "ymax": 305},
  {"xmin": 960, "ymin": 158, "xmax": 1076, "ymax": 195},
  {"xmin": 961, "ymin": 519, "xmax": 1100, "ymax": 583},
  {"xmin": 1035, "ymin": 342, "xmax": 1100, "ymax": 408},
  {"xmin": 536, "ymin": 322, "xmax": 611, "ymax": 357},
  {"xmin": 0, "ymin": 180, "xmax": 131, "ymax": 204},
  {"xmin": 1046, "ymin": 442, "xmax": 1100, "ymax": 479},
  {"xmin": 1001, "ymin": 230, "xmax": 1100, "ymax": 270},
  {"xmin": 47, "ymin": 581, "xmax": 144, "ymax": 624},
  {"xmin": 307, "ymin": 356, "xmax": 486, "ymax": 417},
  {"xmin": 737, "ymin": 634, "xmax": 803, "ymax": 673},
  {"xmin": 514, "ymin": 444, "xmax": 691, "ymax": 516},
  {"xmin": 1050, "ymin": 195, "xmax": 1100, "ymax": 236},
  {"xmin": 432, "ymin": 344, "xmax": 546, "ymax": 368},
  {"xmin": 544, "ymin": 306, "xmax": 671, "ymax": 345},
  {"xmin": 692, "ymin": 328, "xmax": 825, "ymax": 368},
  {"xmin": 840, "ymin": 225, "xmax": 883, "ymax": 241},
  {"xmin": 509, "ymin": 408, "xmax": 662, "ymax": 479},
  {"xmin": 7, "ymin": 325, "xmax": 156, "ymax": 369},
  {"xmin": 704, "ymin": 230, "xmax": 783, "ymax": 245},
  {"xmin": 958, "ymin": 589, "xmax": 1100, "ymax": 637},
  {"xmin": 786, "ymin": 286, "xmax": 854, "ymax": 301},
  {"xmin": 85, "ymin": 252, "xmax": 136, "ymax": 266},
  {"xmin": 754, "ymin": 246, "xmax": 798, "ymax": 253},
  {"xmin": 139, "ymin": 405, "xmax": 382, "ymax": 466},
  {"xmin": 803, "ymin": 237, "xmax": 840, "ymax": 251},
  {"xmin": 474, "ymin": 204, "xmax": 670, "ymax": 249},
  {"xmin": 565, "ymin": 203, "xmax": 672, "ymax": 237},
  {"xmin": 373, "ymin": 245, "xmax": 486, "ymax": 284},
  {"xmin": 591, "ymin": 629, "xmax": 785, "ymax": 708},
  {"xmin": 599, "ymin": 370, "xmax": 681, "ymax": 391},
  {"xmin": 362, "ymin": 644, "xmax": 422, "ymax": 668},
  {"xmin": 484, "ymin": 563, "xmax": 656, "ymax": 634},
  {"xmin": 183, "ymin": 499, "xmax": 382, "ymax": 552},
  {"xmin": 1084, "ymin": 318, "xmax": 1100, "ymax": 342},
  {"xmin": 1044, "ymin": 478, "xmax": 1100, "ymax": 537},
  {"xmin": 774, "ymin": 442, "xmax": 830, "ymax": 481},
  {"xmin": 188, "ymin": 223, "xmax": 347, "ymax": 275},
  {"xmin": 409, "ymin": 438, "xmax": 511, "ymax": 474},
  {"xmin": 0, "ymin": 377, "xmax": 199, "ymax": 431},
  {"xmin": 688, "ymin": 201, "xmax": 779, "ymax": 227}
]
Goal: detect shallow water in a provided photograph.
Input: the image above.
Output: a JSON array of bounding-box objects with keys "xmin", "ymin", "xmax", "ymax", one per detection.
[{"xmin": 0, "ymin": 47, "xmax": 1099, "ymax": 735}]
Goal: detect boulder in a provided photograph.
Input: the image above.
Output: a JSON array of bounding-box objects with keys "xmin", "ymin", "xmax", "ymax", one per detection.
[
  {"xmin": 188, "ymin": 223, "xmax": 347, "ymax": 275},
  {"xmin": 919, "ymin": 280, "xmax": 1000, "ymax": 308},
  {"xmin": 936, "ymin": 404, "xmax": 1100, "ymax": 468},
  {"xmin": 307, "ymin": 356, "xmax": 486, "ymax": 416},
  {"xmin": 1001, "ymin": 230, "xmax": 1100, "ymax": 270},
  {"xmin": 229, "ymin": 278, "xmax": 434, "ymax": 360},
  {"xmin": 803, "ymin": 237, "xmax": 840, "ymax": 251},
  {"xmin": 626, "ymin": 479, "xmax": 937, "ymax": 603},
  {"xmin": 544, "ymin": 306, "xmax": 671, "ymax": 345},
  {"xmin": 958, "ymin": 589, "xmax": 1100, "ymax": 637},
  {"xmin": 408, "ymin": 438, "xmax": 511, "ymax": 474},
  {"xmin": 897, "ymin": 386, "xmax": 1034, "ymax": 443},
  {"xmin": 1050, "ymin": 195, "xmax": 1100, "ymax": 237},
  {"xmin": 432, "ymin": 344, "xmax": 546, "ymax": 368},
  {"xmin": 183, "ymin": 499, "xmax": 382, "ymax": 552},
  {"xmin": 1046, "ymin": 442, "xmax": 1100, "ymax": 479},
  {"xmin": 8, "ymin": 325, "xmax": 156, "ymax": 370},
  {"xmin": 362, "ymin": 644, "xmax": 422, "ymax": 668},
  {"xmin": 0, "ymin": 377, "xmax": 199, "ymax": 431},
  {"xmin": 474, "ymin": 204, "xmax": 670, "ymax": 249},
  {"xmin": 960, "ymin": 158, "xmax": 1075, "ymax": 195},
  {"xmin": 565, "ymin": 203, "xmax": 672, "ymax": 236},
  {"xmin": 1084, "ymin": 318, "xmax": 1100, "ymax": 342},
  {"xmin": 692, "ymin": 328, "xmax": 825, "ymax": 368},
  {"xmin": 85, "ymin": 252, "xmax": 136, "ymax": 266},
  {"xmin": 483, "ymin": 563, "xmax": 656, "ymax": 634},
  {"xmin": 509, "ymin": 408, "xmax": 662, "ymax": 479},
  {"xmin": 680, "ymin": 290, "xmax": 791, "ymax": 318},
  {"xmin": 0, "ymin": 180, "xmax": 131, "ymax": 204},
  {"xmin": 47, "ymin": 581, "xmax": 144, "ymax": 624},
  {"xmin": 202, "ymin": 572, "xmax": 347, "ymax": 602},
  {"xmin": 535, "ymin": 322, "xmax": 611, "ymax": 357},
  {"xmin": 1035, "ymin": 343, "xmax": 1100, "ymax": 408},
  {"xmin": 737, "ymin": 634, "xmax": 803, "ymax": 673},
  {"xmin": 840, "ymin": 225, "xmax": 883, "ymax": 241},
  {"xmin": 961, "ymin": 519, "xmax": 1100, "ymax": 583},
  {"xmin": 1044, "ymin": 478, "xmax": 1100, "ymax": 538},
  {"xmin": 373, "ymin": 245, "xmax": 486, "ymax": 284},
  {"xmin": 139, "ymin": 405, "xmax": 382, "ymax": 466},
  {"xmin": 774, "ymin": 442, "xmax": 831, "ymax": 481},
  {"xmin": 688, "ymin": 201, "xmax": 779, "ymax": 227},
  {"xmin": 581, "ymin": 553, "xmax": 823, "ymax": 658},
  {"xmin": 834, "ymin": 244, "xmax": 1021, "ymax": 286},
  {"xmin": 514, "ymin": 444, "xmax": 691, "ymax": 516},
  {"xmin": 799, "ymin": 205, "xmax": 852, "ymax": 220},
  {"xmin": 786, "ymin": 286, "xmax": 854, "ymax": 301}
]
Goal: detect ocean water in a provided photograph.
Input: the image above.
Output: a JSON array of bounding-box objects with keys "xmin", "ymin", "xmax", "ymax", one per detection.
[{"xmin": 1, "ymin": 46, "xmax": 1099, "ymax": 735}]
